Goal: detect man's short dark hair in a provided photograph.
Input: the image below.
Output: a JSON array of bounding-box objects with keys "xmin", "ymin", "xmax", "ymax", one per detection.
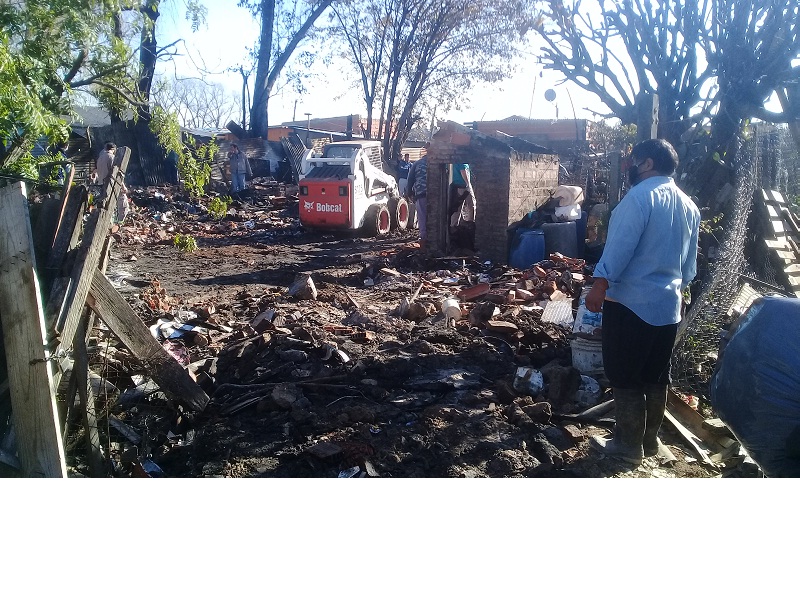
[
  {"xmin": 104, "ymin": 141, "xmax": 116, "ymax": 151},
  {"xmin": 631, "ymin": 139, "xmax": 678, "ymax": 175}
]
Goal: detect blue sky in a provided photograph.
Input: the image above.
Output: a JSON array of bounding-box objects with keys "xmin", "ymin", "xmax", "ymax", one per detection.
[{"xmin": 156, "ymin": 1, "xmax": 597, "ymax": 126}]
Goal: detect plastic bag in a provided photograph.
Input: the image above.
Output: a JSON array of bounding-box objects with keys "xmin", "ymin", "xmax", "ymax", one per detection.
[
  {"xmin": 553, "ymin": 204, "xmax": 581, "ymax": 222},
  {"xmin": 709, "ymin": 296, "xmax": 800, "ymax": 477},
  {"xmin": 553, "ymin": 185, "xmax": 584, "ymax": 207}
]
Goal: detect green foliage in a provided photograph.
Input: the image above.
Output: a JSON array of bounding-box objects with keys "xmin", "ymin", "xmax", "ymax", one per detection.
[
  {"xmin": 150, "ymin": 106, "xmax": 219, "ymax": 198},
  {"xmin": 173, "ymin": 233, "xmax": 198, "ymax": 253},
  {"xmin": 207, "ymin": 196, "xmax": 231, "ymax": 220},
  {"xmin": 700, "ymin": 213, "xmax": 724, "ymax": 237},
  {"xmin": 0, "ymin": 1, "xmax": 128, "ymax": 168},
  {"xmin": 0, "ymin": 149, "xmax": 68, "ymax": 188},
  {"xmin": 589, "ymin": 120, "xmax": 637, "ymax": 156}
]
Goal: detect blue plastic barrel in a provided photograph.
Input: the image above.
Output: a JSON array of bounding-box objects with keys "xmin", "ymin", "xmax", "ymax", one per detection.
[{"xmin": 509, "ymin": 229, "xmax": 545, "ymax": 268}]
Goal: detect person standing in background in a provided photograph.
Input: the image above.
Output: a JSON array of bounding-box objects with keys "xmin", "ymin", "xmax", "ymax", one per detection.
[
  {"xmin": 448, "ymin": 162, "xmax": 477, "ymax": 251},
  {"xmin": 406, "ymin": 144, "xmax": 429, "ymax": 252},
  {"xmin": 92, "ymin": 141, "xmax": 129, "ymax": 222},
  {"xmin": 397, "ymin": 153, "xmax": 411, "ymax": 197},
  {"xmin": 228, "ymin": 143, "xmax": 251, "ymax": 196}
]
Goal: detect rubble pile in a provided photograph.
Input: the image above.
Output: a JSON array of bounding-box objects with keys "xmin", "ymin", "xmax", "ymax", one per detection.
[{"xmin": 66, "ymin": 186, "xmax": 720, "ymax": 478}]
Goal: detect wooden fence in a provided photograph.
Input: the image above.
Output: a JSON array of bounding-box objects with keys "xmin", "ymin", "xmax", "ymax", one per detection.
[{"xmin": 0, "ymin": 147, "xmax": 209, "ymax": 477}]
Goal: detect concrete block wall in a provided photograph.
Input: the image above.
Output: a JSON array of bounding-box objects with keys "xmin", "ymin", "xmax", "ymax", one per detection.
[
  {"xmin": 508, "ymin": 154, "xmax": 560, "ymax": 222},
  {"xmin": 426, "ymin": 139, "xmax": 502, "ymax": 259},
  {"xmin": 427, "ymin": 134, "xmax": 559, "ymax": 264}
]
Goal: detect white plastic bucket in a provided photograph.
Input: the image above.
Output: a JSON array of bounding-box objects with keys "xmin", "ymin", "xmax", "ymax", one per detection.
[
  {"xmin": 571, "ymin": 338, "xmax": 604, "ymax": 375},
  {"xmin": 442, "ymin": 297, "xmax": 461, "ymax": 325},
  {"xmin": 573, "ymin": 285, "xmax": 603, "ymax": 338}
]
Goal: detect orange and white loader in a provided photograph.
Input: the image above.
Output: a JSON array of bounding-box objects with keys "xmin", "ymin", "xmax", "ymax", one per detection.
[{"xmin": 298, "ymin": 141, "xmax": 411, "ymax": 236}]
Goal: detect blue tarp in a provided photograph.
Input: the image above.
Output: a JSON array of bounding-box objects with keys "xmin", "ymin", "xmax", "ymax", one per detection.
[{"xmin": 709, "ymin": 296, "xmax": 800, "ymax": 477}]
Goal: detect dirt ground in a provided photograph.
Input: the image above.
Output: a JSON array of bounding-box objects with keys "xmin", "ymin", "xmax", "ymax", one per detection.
[{"xmin": 67, "ymin": 184, "xmax": 755, "ymax": 478}]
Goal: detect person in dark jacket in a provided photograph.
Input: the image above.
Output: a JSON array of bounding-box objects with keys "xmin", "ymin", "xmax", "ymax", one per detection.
[{"xmin": 406, "ymin": 144, "xmax": 429, "ymax": 251}]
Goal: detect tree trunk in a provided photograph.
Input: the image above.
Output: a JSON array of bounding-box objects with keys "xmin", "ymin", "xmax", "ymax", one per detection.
[
  {"xmin": 250, "ymin": 0, "xmax": 276, "ymax": 138},
  {"xmin": 250, "ymin": 0, "xmax": 333, "ymax": 138},
  {"xmin": 137, "ymin": 1, "xmax": 161, "ymax": 123}
]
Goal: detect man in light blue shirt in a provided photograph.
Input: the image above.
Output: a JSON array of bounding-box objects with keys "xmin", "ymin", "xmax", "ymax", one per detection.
[{"xmin": 585, "ymin": 138, "xmax": 700, "ymax": 466}]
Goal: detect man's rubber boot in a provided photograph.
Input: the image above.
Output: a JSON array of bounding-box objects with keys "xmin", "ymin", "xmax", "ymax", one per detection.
[
  {"xmin": 643, "ymin": 383, "xmax": 668, "ymax": 457},
  {"xmin": 590, "ymin": 387, "xmax": 645, "ymax": 465}
]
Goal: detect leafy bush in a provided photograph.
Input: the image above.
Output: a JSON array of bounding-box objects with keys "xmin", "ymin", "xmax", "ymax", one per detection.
[
  {"xmin": 173, "ymin": 233, "xmax": 198, "ymax": 253},
  {"xmin": 207, "ymin": 196, "xmax": 231, "ymax": 220},
  {"xmin": 150, "ymin": 106, "xmax": 218, "ymax": 198}
]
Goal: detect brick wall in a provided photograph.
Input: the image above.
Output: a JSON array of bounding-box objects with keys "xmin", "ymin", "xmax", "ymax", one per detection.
[
  {"xmin": 509, "ymin": 154, "xmax": 560, "ymax": 221},
  {"xmin": 426, "ymin": 134, "xmax": 559, "ymax": 264}
]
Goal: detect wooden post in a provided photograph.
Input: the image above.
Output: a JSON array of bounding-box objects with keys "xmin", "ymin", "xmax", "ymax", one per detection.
[
  {"xmin": 45, "ymin": 185, "xmax": 88, "ymax": 274},
  {"xmin": 73, "ymin": 334, "xmax": 109, "ymax": 477},
  {"xmin": 87, "ymin": 270, "xmax": 210, "ymax": 412},
  {"xmin": 46, "ymin": 147, "xmax": 130, "ymax": 351},
  {"xmin": 636, "ymin": 92, "xmax": 659, "ymax": 142},
  {"xmin": 0, "ymin": 182, "xmax": 67, "ymax": 477}
]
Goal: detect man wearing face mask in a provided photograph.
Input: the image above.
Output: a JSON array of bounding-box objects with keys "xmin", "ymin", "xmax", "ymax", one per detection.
[{"xmin": 584, "ymin": 139, "xmax": 700, "ymax": 466}]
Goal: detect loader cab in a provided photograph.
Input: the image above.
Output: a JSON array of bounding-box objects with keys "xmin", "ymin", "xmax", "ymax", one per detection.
[{"xmin": 323, "ymin": 145, "xmax": 358, "ymax": 160}]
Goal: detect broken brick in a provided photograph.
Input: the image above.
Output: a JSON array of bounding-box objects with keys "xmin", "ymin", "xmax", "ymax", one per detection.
[
  {"xmin": 562, "ymin": 424, "xmax": 585, "ymax": 443},
  {"xmin": 307, "ymin": 441, "xmax": 343, "ymax": 459},
  {"xmin": 457, "ymin": 282, "xmax": 490, "ymax": 301}
]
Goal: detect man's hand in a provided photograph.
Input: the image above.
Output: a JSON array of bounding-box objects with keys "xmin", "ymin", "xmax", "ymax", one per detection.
[{"xmin": 584, "ymin": 279, "xmax": 608, "ymax": 312}]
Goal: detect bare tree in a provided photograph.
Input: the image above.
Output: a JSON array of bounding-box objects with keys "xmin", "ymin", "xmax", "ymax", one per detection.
[
  {"xmin": 329, "ymin": 0, "xmax": 543, "ymax": 161},
  {"xmin": 241, "ymin": 0, "xmax": 334, "ymax": 138},
  {"xmin": 535, "ymin": 0, "xmax": 800, "ymax": 152},
  {"xmin": 327, "ymin": 0, "xmax": 394, "ymax": 140},
  {"xmin": 102, "ymin": 1, "xmax": 207, "ymax": 122},
  {"xmin": 534, "ymin": 0, "xmax": 713, "ymax": 148},
  {"xmin": 153, "ymin": 77, "xmax": 241, "ymax": 128},
  {"xmin": 705, "ymin": 0, "xmax": 800, "ymax": 153}
]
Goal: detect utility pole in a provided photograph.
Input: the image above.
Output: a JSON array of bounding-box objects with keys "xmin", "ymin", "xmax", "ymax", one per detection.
[
  {"xmin": 305, "ymin": 112, "xmax": 312, "ymax": 148},
  {"xmin": 636, "ymin": 92, "xmax": 659, "ymax": 142}
]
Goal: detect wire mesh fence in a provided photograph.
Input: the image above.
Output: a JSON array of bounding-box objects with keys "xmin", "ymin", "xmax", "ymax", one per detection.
[{"xmin": 670, "ymin": 125, "xmax": 800, "ymax": 399}]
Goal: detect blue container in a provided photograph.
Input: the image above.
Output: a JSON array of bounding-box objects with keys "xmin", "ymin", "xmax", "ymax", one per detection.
[
  {"xmin": 509, "ymin": 228, "xmax": 545, "ymax": 268},
  {"xmin": 542, "ymin": 221, "xmax": 578, "ymax": 259}
]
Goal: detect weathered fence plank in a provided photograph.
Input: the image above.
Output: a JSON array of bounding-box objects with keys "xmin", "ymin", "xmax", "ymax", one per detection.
[
  {"xmin": 87, "ymin": 270, "xmax": 210, "ymax": 412},
  {"xmin": 0, "ymin": 182, "xmax": 67, "ymax": 477},
  {"xmin": 46, "ymin": 147, "xmax": 130, "ymax": 351}
]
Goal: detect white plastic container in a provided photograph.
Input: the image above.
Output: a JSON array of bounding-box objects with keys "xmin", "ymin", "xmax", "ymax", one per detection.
[
  {"xmin": 442, "ymin": 297, "xmax": 461, "ymax": 326},
  {"xmin": 573, "ymin": 286, "xmax": 603, "ymax": 338},
  {"xmin": 571, "ymin": 338, "xmax": 604, "ymax": 375},
  {"xmin": 553, "ymin": 185, "xmax": 585, "ymax": 207},
  {"xmin": 513, "ymin": 367, "xmax": 544, "ymax": 395}
]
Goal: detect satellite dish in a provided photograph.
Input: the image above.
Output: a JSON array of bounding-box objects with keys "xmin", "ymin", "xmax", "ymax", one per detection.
[{"xmin": 544, "ymin": 89, "xmax": 557, "ymax": 102}]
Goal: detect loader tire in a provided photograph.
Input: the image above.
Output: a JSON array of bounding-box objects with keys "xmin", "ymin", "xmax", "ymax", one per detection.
[
  {"xmin": 388, "ymin": 197, "xmax": 410, "ymax": 231},
  {"xmin": 363, "ymin": 203, "xmax": 391, "ymax": 237}
]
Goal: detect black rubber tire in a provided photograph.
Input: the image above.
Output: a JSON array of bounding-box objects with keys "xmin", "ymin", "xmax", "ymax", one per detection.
[
  {"xmin": 362, "ymin": 203, "xmax": 391, "ymax": 236},
  {"xmin": 388, "ymin": 197, "xmax": 410, "ymax": 230}
]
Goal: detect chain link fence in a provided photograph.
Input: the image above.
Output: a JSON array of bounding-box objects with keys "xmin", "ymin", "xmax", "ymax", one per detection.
[{"xmin": 670, "ymin": 126, "xmax": 800, "ymax": 399}]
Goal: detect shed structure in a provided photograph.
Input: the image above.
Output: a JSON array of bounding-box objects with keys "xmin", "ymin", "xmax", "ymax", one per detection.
[{"xmin": 426, "ymin": 121, "xmax": 560, "ymax": 264}]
